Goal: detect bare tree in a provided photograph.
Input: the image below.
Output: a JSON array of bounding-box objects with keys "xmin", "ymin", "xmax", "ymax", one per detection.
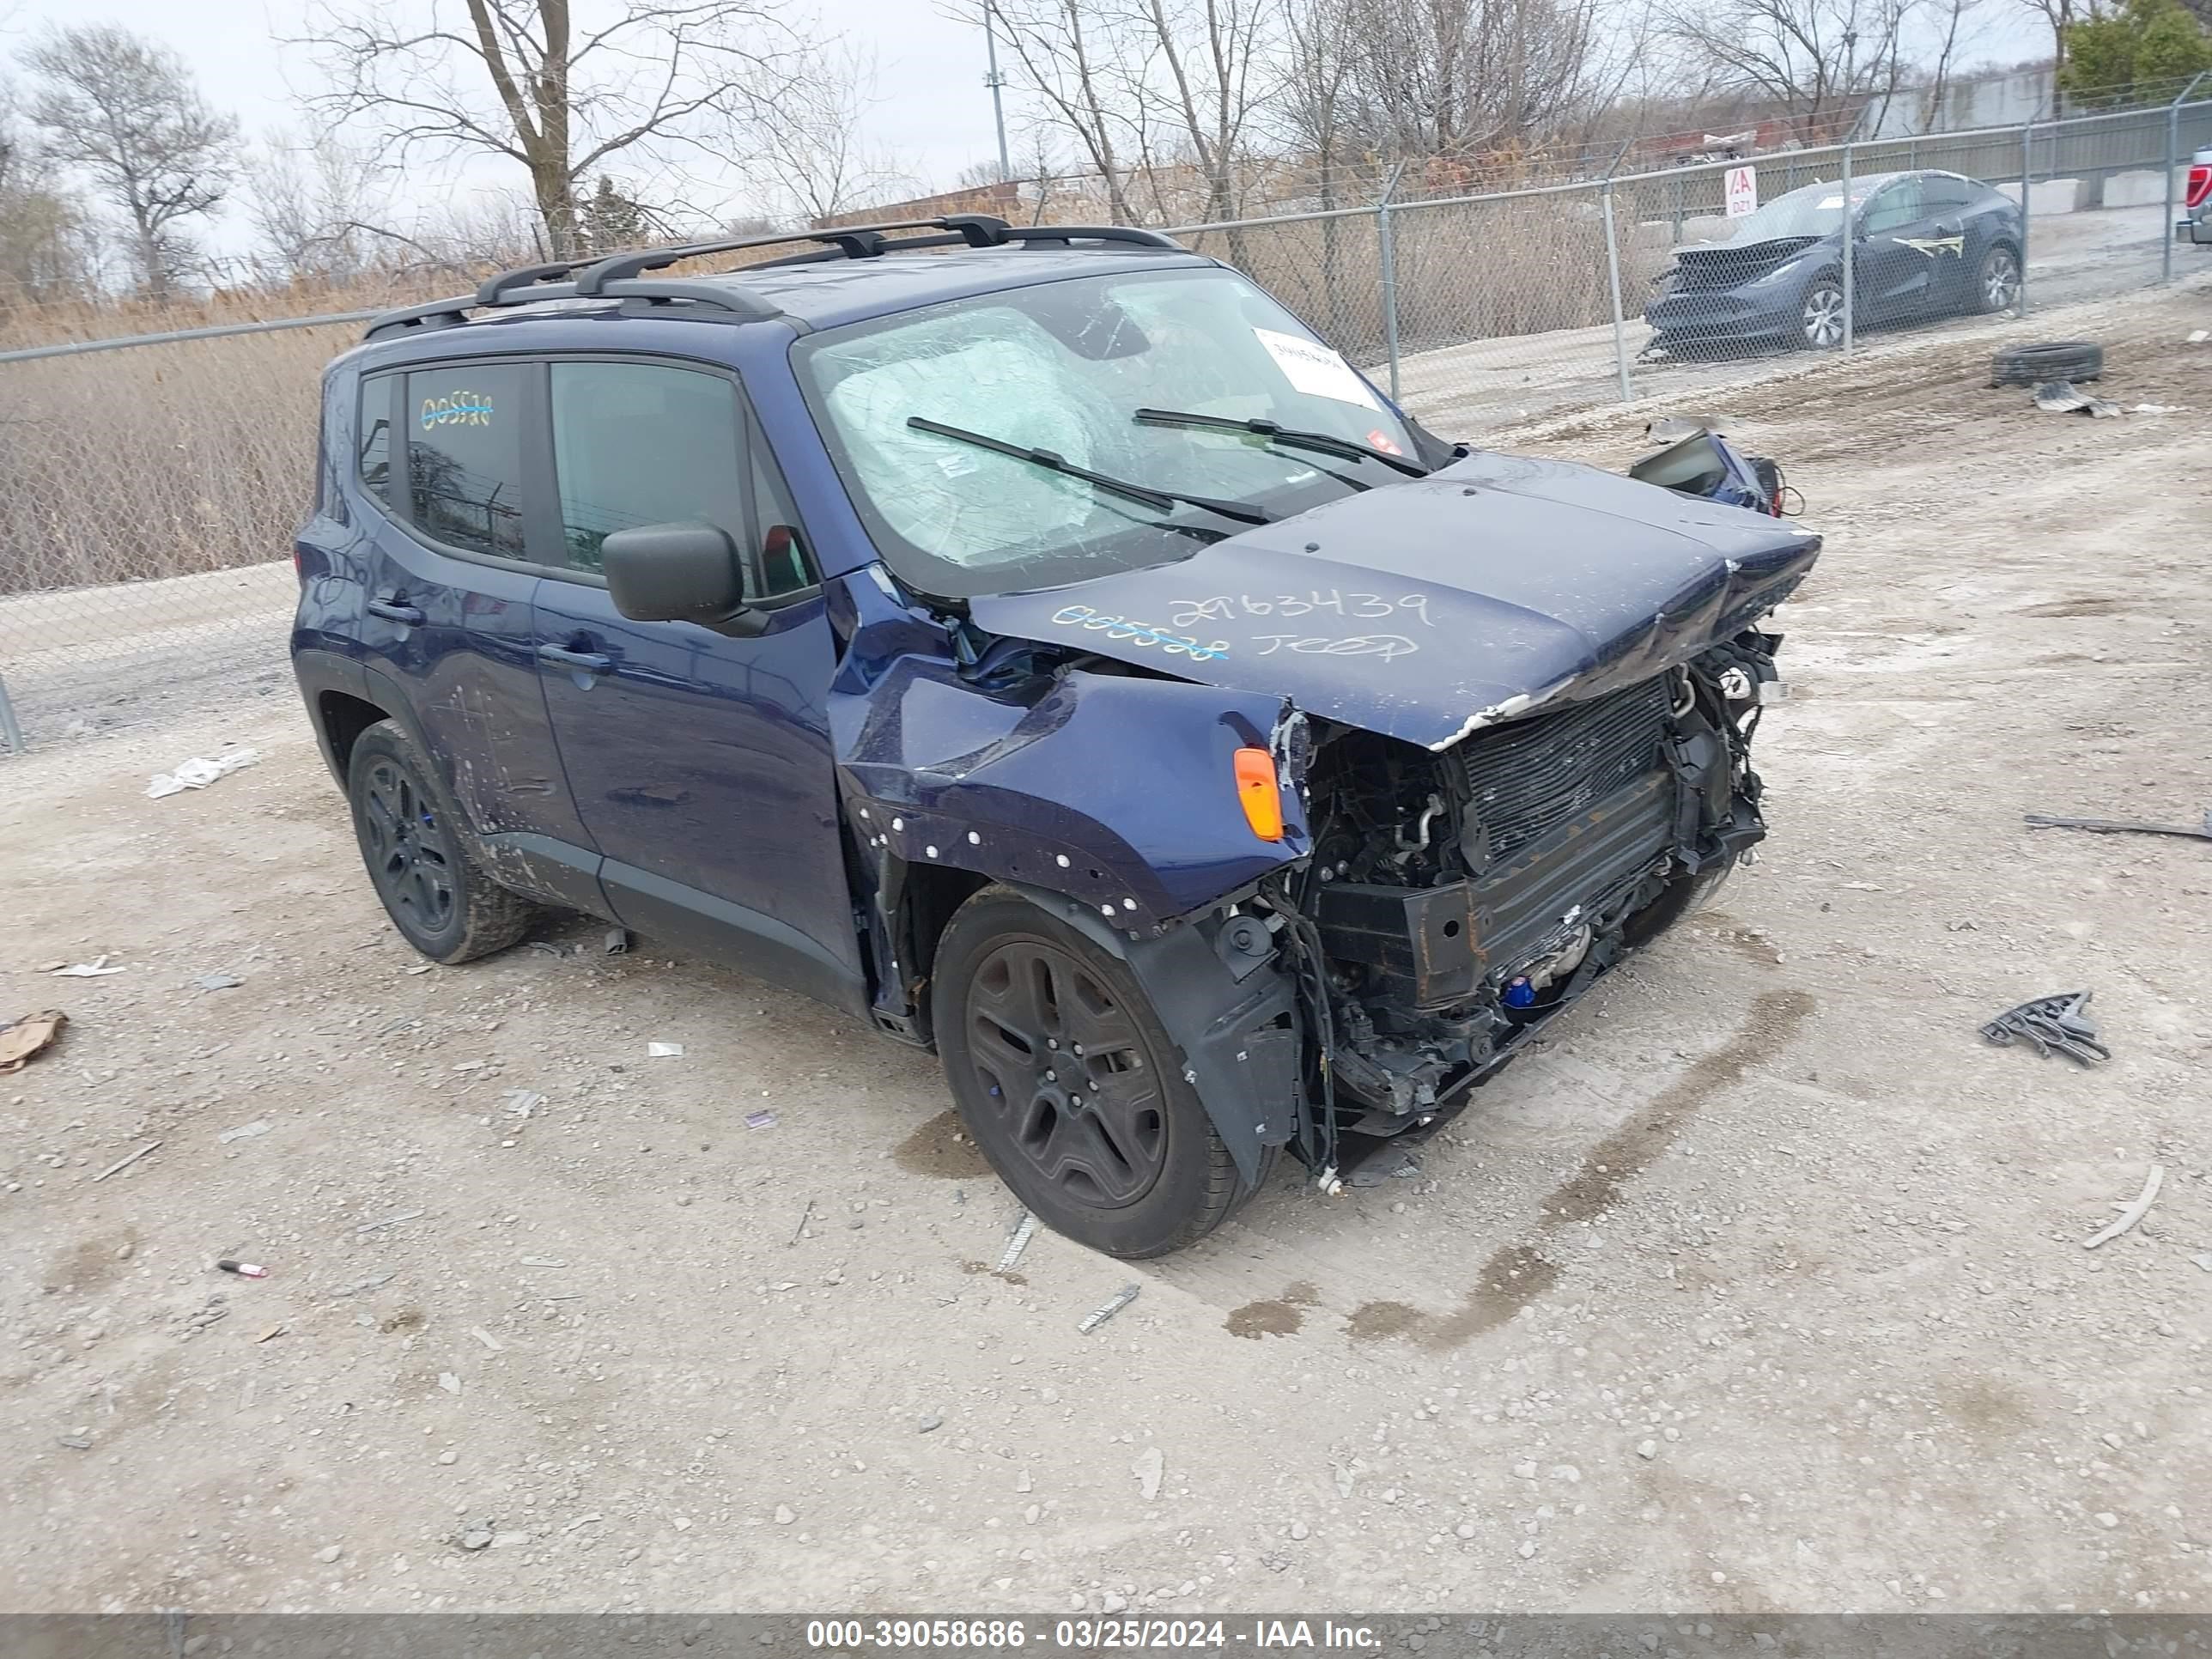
[
  {"xmin": 0, "ymin": 74, "xmax": 90, "ymax": 303},
  {"xmin": 1124, "ymin": 0, "xmax": 1279, "ymax": 228},
  {"xmin": 1916, "ymin": 0, "xmax": 1990, "ymax": 124},
  {"xmin": 18, "ymin": 25, "xmax": 238, "ymax": 300},
  {"xmin": 296, "ymin": 0, "xmax": 800, "ymax": 257},
  {"xmin": 1658, "ymin": 0, "xmax": 1920, "ymax": 137},
  {"xmin": 1277, "ymin": 0, "xmax": 1363, "ymax": 331},
  {"xmin": 247, "ymin": 128, "xmax": 389, "ymax": 285},
  {"xmin": 984, "ymin": 0, "xmax": 1144, "ymax": 222},
  {"xmin": 1333, "ymin": 0, "xmax": 1603, "ymax": 165},
  {"xmin": 750, "ymin": 41, "xmax": 917, "ymax": 224}
]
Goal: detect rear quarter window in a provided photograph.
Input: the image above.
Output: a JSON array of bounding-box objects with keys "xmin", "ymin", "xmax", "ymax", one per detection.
[{"xmin": 357, "ymin": 373, "xmax": 396, "ymax": 507}]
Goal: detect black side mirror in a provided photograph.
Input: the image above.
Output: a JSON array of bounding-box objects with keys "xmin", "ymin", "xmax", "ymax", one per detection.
[{"xmin": 602, "ymin": 520, "xmax": 746, "ymax": 624}]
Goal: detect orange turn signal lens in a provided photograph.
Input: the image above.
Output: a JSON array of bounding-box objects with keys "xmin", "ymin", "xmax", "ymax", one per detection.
[{"xmin": 1233, "ymin": 746, "xmax": 1285, "ymax": 842}]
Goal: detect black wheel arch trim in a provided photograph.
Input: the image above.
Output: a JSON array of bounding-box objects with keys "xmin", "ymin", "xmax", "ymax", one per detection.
[
  {"xmin": 1000, "ymin": 881, "xmax": 1299, "ymax": 1193},
  {"xmin": 293, "ymin": 648, "xmax": 371, "ymax": 786}
]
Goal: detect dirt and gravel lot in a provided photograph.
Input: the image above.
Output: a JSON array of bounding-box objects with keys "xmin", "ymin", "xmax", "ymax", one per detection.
[{"xmin": 3, "ymin": 282, "xmax": 2209, "ymax": 1619}]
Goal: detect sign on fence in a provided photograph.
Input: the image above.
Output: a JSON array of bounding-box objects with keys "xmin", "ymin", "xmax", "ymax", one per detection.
[{"xmin": 1725, "ymin": 165, "xmax": 1759, "ymax": 217}]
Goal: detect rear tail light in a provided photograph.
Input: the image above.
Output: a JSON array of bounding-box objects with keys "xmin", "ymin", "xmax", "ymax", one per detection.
[{"xmin": 2188, "ymin": 165, "xmax": 2212, "ymax": 210}]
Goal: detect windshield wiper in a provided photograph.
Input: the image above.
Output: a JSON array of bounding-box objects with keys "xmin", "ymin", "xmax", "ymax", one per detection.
[
  {"xmin": 1134, "ymin": 407, "xmax": 1431, "ymax": 479},
  {"xmin": 905, "ymin": 416, "xmax": 1275, "ymax": 526}
]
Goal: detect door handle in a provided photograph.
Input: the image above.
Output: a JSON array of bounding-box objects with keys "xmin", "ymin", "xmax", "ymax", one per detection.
[
  {"xmin": 538, "ymin": 642, "xmax": 613, "ymax": 672},
  {"xmin": 367, "ymin": 599, "xmax": 425, "ymax": 625}
]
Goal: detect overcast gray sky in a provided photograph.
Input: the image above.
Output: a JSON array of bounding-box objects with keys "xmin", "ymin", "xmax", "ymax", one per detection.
[{"xmin": 0, "ymin": 0, "xmax": 1016, "ymax": 248}]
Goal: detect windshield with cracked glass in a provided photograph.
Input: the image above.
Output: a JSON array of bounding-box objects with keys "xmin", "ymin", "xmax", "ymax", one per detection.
[{"xmin": 795, "ymin": 266, "xmax": 1418, "ymax": 599}]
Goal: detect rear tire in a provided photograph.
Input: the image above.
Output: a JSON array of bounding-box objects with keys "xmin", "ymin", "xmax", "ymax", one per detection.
[
  {"xmin": 1972, "ymin": 242, "xmax": 2021, "ymax": 315},
  {"xmin": 932, "ymin": 885, "xmax": 1264, "ymax": 1258},
  {"xmin": 347, "ymin": 720, "xmax": 538, "ymax": 964}
]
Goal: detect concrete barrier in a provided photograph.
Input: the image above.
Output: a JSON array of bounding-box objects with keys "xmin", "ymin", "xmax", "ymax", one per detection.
[
  {"xmin": 2100, "ymin": 168, "xmax": 2185, "ymax": 210},
  {"xmin": 1678, "ymin": 215, "xmax": 1733, "ymax": 245},
  {"xmin": 1996, "ymin": 178, "xmax": 2085, "ymax": 215}
]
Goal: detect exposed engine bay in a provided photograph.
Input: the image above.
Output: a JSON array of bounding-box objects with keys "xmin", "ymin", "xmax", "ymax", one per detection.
[{"xmin": 1240, "ymin": 632, "xmax": 1786, "ymax": 1172}]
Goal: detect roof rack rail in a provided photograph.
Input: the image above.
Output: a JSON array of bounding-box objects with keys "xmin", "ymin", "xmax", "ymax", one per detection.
[
  {"xmin": 362, "ymin": 214, "xmax": 1186, "ymax": 343},
  {"xmin": 1000, "ymin": 224, "xmax": 1183, "ymax": 249},
  {"xmin": 571, "ymin": 214, "xmax": 1015, "ymax": 292}
]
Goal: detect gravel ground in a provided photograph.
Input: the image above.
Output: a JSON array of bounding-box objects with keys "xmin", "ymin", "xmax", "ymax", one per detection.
[{"xmin": 2, "ymin": 283, "xmax": 2209, "ymax": 1619}]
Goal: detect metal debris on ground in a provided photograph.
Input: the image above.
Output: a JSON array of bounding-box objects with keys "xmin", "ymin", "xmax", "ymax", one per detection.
[
  {"xmin": 502, "ymin": 1089, "xmax": 545, "ymax": 1117},
  {"xmin": 217, "ymin": 1259, "xmax": 269, "ymax": 1278},
  {"xmin": 2031, "ymin": 381, "xmax": 2120, "ymax": 417},
  {"xmin": 646, "ymin": 1041, "xmax": 684, "ymax": 1058},
  {"xmin": 146, "ymin": 749, "xmax": 260, "ymax": 799},
  {"xmin": 790, "ymin": 1199, "xmax": 814, "ymax": 1246},
  {"xmin": 2083, "ymin": 1166, "xmax": 2163, "ymax": 1249},
  {"xmin": 52, "ymin": 955, "xmax": 125, "ymax": 977},
  {"xmin": 89, "ymin": 1140, "xmax": 160, "ymax": 1182},
  {"xmin": 2025, "ymin": 807, "xmax": 2212, "ymax": 842},
  {"xmin": 355, "ymin": 1208, "xmax": 424, "ymax": 1233},
  {"xmin": 744, "ymin": 1109, "xmax": 776, "ymax": 1130},
  {"xmin": 194, "ymin": 973, "xmax": 245, "ymax": 991},
  {"xmin": 217, "ymin": 1120, "xmax": 272, "ymax": 1144},
  {"xmin": 0, "ymin": 1009, "xmax": 66, "ymax": 1073},
  {"xmin": 58, "ymin": 1434, "xmax": 93, "ymax": 1451},
  {"xmin": 1078, "ymin": 1281, "xmax": 1142, "ymax": 1334},
  {"xmin": 997, "ymin": 1211, "xmax": 1040, "ymax": 1274},
  {"xmin": 1980, "ymin": 990, "xmax": 2110, "ymax": 1066},
  {"xmin": 603, "ymin": 929, "xmax": 631, "ymax": 955}
]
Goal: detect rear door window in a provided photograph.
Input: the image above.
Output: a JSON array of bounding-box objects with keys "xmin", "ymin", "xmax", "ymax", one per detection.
[
  {"xmin": 1922, "ymin": 175, "xmax": 1974, "ymax": 213},
  {"xmin": 404, "ymin": 363, "xmax": 532, "ymax": 560}
]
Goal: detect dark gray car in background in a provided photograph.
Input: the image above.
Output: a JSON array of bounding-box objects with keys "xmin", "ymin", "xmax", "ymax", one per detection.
[{"xmin": 1646, "ymin": 170, "xmax": 2024, "ymax": 354}]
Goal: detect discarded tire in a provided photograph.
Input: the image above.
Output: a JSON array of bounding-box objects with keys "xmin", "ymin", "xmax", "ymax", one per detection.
[{"xmin": 1991, "ymin": 342, "xmax": 2103, "ymax": 386}]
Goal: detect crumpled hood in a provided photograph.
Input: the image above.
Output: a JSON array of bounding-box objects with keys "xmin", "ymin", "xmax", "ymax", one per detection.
[
  {"xmin": 1671, "ymin": 234, "xmax": 1826, "ymax": 290},
  {"xmin": 964, "ymin": 450, "xmax": 1820, "ymax": 751}
]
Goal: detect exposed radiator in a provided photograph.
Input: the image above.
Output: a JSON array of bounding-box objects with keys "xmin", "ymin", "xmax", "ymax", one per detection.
[{"xmin": 1457, "ymin": 677, "xmax": 1674, "ymax": 861}]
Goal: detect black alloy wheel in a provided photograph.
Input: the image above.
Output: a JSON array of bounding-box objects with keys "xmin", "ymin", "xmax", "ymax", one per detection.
[
  {"xmin": 360, "ymin": 754, "xmax": 458, "ymax": 939},
  {"xmin": 931, "ymin": 887, "xmax": 1262, "ymax": 1257},
  {"xmin": 960, "ymin": 936, "xmax": 1168, "ymax": 1210}
]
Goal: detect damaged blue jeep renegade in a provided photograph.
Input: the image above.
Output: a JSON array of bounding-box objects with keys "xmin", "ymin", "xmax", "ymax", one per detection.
[{"xmin": 293, "ymin": 214, "xmax": 1820, "ymax": 1257}]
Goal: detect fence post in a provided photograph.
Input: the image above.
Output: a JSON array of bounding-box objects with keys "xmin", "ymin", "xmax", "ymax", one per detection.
[
  {"xmin": 1376, "ymin": 164, "xmax": 1406, "ymax": 403},
  {"xmin": 2165, "ymin": 73, "xmax": 2209, "ymax": 285},
  {"xmin": 2020, "ymin": 118, "xmax": 2034, "ymax": 318},
  {"xmin": 0, "ymin": 672, "xmax": 23, "ymax": 756},
  {"xmin": 1840, "ymin": 137, "xmax": 1855, "ymax": 353},
  {"xmin": 1601, "ymin": 179, "xmax": 1634, "ymax": 405}
]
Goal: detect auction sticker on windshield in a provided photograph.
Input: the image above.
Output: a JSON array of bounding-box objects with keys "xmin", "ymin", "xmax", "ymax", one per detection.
[{"xmin": 1254, "ymin": 327, "xmax": 1382, "ymax": 410}]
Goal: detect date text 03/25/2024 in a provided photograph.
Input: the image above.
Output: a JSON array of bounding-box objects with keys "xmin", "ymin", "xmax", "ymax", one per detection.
[{"xmin": 804, "ymin": 1619, "xmax": 1383, "ymax": 1650}]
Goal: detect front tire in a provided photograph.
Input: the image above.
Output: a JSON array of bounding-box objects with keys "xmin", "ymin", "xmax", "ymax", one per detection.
[
  {"xmin": 931, "ymin": 886, "xmax": 1257, "ymax": 1258},
  {"xmin": 1798, "ymin": 276, "xmax": 1846, "ymax": 349},
  {"xmin": 347, "ymin": 720, "xmax": 538, "ymax": 963}
]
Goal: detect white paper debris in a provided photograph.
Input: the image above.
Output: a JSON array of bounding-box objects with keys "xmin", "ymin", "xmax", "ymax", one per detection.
[
  {"xmin": 147, "ymin": 749, "xmax": 260, "ymax": 799},
  {"xmin": 217, "ymin": 1120, "xmax": 272, "ymax": 1145},
  {"xmin": 646, "ymin": 1042, "xmax": 685, "ymax": 1058},
  {"xmin": 52, "ymin": 955, "xmax": 125, "ymax": 977}
]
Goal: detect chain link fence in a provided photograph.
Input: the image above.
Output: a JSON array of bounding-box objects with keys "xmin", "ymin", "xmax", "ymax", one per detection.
[{"xmin": 3, "ymin": 96, "xmax": 2209, "ymax": 754}]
